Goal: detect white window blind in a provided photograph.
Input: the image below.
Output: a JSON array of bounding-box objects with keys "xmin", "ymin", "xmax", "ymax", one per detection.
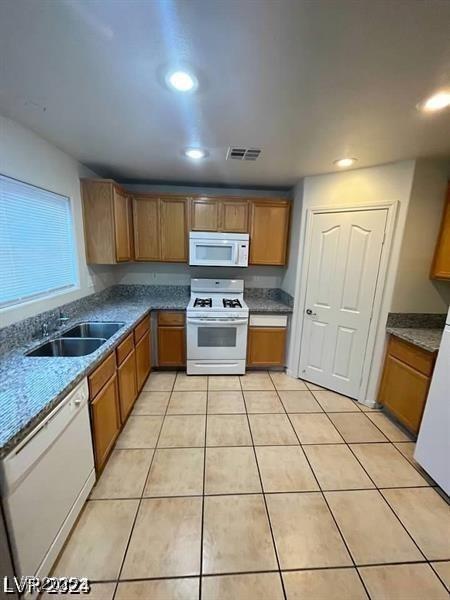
[{"xmin": 0, "ymin": 175, "xmax": 78, "ymax": 308}]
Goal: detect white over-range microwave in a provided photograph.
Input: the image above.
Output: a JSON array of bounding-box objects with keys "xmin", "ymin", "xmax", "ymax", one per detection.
[{"xmin": 189, "ymin": 232, "xmax": 250, "ymax": 267}]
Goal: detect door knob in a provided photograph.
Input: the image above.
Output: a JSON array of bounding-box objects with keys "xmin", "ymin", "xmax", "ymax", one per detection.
[{"xmin": 306, "ymin": 309, "xmax": 317, "ymax": 316}]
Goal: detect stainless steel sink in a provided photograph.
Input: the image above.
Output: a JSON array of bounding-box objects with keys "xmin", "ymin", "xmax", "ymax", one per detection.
[
  {"xmin": 26, "ymin": 337, "xmax": 107, "ymax": 357},
  {"xmin": 61, "ymin": 322, "xmax": 125, "ymax": 340}
]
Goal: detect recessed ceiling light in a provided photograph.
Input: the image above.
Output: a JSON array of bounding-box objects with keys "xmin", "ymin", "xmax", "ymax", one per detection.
[
  {"xmin": 166, "ymin": 70, "xmax": 197, "ymax": 92},
  {"xmin": 333, "ymin": 157, "xmax": 357, "ymax": 168},
  {"xmin": 184, "ymin": 148, "xmax": 206, "ymax": 160},
  {"xmin": 419, "ymin": 90, "xmax": 450, "ymax": 112}
]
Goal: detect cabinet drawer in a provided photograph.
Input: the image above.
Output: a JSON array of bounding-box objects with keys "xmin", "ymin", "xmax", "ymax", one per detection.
[
  {"xmin": 388, "ymin": 336, "xmax": 435, "ymax": 376},
  {"xmin": 134, "ymin": 315, "xmax": 150, "ymax": 343},
  {"xmin": 158, "ymin": 311, "xmax": 185, "ymax": 326},
  {"xmin": 249, "ymin": 314, "xmax": 288, "ymax": 327},
  {"xmin": 89, "ymin": 352, "xmax": 116, "ymax": 398},
  {"xmin": 116, "ymin": 332, "xmax": 134, "ymax": 365}
]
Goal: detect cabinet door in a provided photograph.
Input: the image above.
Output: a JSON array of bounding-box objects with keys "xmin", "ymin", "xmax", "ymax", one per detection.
[
  {"xmin": 91, "ymin": 374, "xmax": 121, "ymax": 471},
  {"xmin": 430, "ymin": 186, "xmax": 450, "ymax": 279},
  {"xmin": 222, "ymin": 200, "xmax": 249, "ymax": 233},
  {"xmin": 160, "ymin": 198, "xmax": 188, "ymax": 262},
  {"xmin": 378, "ymin": 354, "xmax": 430, "ymax": 434},
  {"xmin": 117, "ymin": 348, "xmax": 138, "ymax": 423},
  {"xmin": 250, "ymin": 201, "xmax": 290, "ymax": 265},
  {"xmin": 113, "ymin": 188, "xmax": 132, "ymax": 262},
  {"xmin": 81, "ymin": 180, "xmax": 117, "ymax": 264},
  {"xmin": 191, "ymin": 198, "xmax": 221, "ymax": 231},
  {"xmin": 136, "ymin": 330, "xmax": 151, "ymax": 391},
  {"xmin": 158, "ymin": 326, "xmax": 185, "ymax": 367},
  {"xmin": 133, "ymin": 196, "xmax": 160, "ymax": 260},
  {"xmin": 247, "ymin": 327, "xmax": 286, "ymax": 367}
]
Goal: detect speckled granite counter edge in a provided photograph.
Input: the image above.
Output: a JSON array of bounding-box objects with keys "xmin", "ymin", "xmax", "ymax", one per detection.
[
  {"xmin": 0, "ymin": 285, "xmax": 293, "ymax": 456},
  {"xmin": 386, "ymin": 327, "xmax": 442, "ymax": 353},
  {"xmin": 0, "ymin": 305, "xmax": 152, "ymax": 458},
  {"xmin": 385, "ymin": 312, "xmax": 445, "ymax": 353}
]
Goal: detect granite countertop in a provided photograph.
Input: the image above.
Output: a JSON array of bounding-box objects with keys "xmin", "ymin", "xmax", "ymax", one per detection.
[
  {"xmin": 385, "ymin": 312, "xmax": 446, "ymax": 353},
  {"xmin": 0, "ymin": 299, "xmax": 153, "ymax": 458},
  {"xmin": 245, "ymin": 296, "xmax": 293, "ymax": 313},
  {"xmin": 386, "ymin": 327, "xmax": 443, "ymax": 353},
  {"xmin": 0, "ymin": 286, "xmax": 292, "ymax": 457}
]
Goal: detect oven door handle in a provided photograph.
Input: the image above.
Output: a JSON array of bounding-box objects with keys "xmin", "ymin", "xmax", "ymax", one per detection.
[{"xmin": 187, "ymin": 318, "xmax": 248, "ymax": 325}]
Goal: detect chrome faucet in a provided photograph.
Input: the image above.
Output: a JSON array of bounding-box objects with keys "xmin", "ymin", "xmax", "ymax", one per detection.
[{"xmin": 58, "ymin": 309, "xmax": 70, "ymax": 327}]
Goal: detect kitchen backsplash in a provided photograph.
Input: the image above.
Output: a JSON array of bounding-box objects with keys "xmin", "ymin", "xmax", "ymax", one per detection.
[
  {"xmin": 0, "ymin": 287, "xmax": 116, "ymax": 355},
  {"xmin": 114, "ymin": 262, "xmax": 285, "ymax": 289},
  {"xmin": 0, "ymin": 284, "xmax": 293, "ymax": 355}
]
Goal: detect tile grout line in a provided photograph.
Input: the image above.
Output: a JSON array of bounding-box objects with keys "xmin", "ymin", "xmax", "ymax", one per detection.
[
  {"xmin": 198, "ymin": 377, "xmax": 209, "ymax": 600},
  {"xmin": 429, "ymin": 562, "xmax": 450, "ymax": 593},
  {"xmin": 111, "ymin": 371, "xmax": 176, "ymax": 599},
  {"xmin": 270, "ymin": 374, "xmax": 373, "ymax": 600},
  {"xmin": 305, "ymin": 387, "xmax": 434, "ymax": 573},
  {"xmin": 306, "ymin": 391, "xmax": 436, "ymax": 566},
  {"xmin": 241, "ymin": 372, "xmax": 288, "ymax": 600},
  {"xmin": 89, "ymin": 558, "xmax": 450, "ymax": 587},
  {"xmin": 88, "ymin": 372, "xmax": 448, "ymax": 593},
  {"xmin": 87, "ymin": 482, "xmax": 445, "ymax": 503}
]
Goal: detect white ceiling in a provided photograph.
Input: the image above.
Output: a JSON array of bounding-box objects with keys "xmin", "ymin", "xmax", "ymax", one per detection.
[{"xmin": 1, "ymin": 0, "xmax": 450, "ymax": 188}]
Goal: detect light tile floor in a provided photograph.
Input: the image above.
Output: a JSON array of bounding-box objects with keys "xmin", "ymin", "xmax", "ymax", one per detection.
[{"xmin": 51, "ymin": 371, "xmax": 450, "ymax": 600}]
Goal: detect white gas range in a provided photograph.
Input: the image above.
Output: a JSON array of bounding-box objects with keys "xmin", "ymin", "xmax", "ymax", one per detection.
[{"xmin": 186, "ymin": 278, "xmax": 249, "ymax": 375}]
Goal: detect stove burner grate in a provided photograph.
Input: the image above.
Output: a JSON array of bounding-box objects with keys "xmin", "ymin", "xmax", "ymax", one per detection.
[
  {"xmin": 194, "ymin": 297, "xmax": 212, "ymax": 308},
  {"xmin": 223, "ymin": 298, "xmax": 242, "ymax": 309}
]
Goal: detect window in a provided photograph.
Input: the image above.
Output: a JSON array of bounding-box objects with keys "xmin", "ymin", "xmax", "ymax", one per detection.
[{"xmin": 0, "ymin": 174, "xmax": 78, "ymax": 308}]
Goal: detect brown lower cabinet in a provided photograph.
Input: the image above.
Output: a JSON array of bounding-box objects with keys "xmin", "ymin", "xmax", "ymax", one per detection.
[
  {"xmin": 157, "ymin": 311, "xmax": 186, "ymax": 367},
  {"xmin": 247, "ymin": 326, "xmax": 287, "ymax": 367},
  {"xmin": 378, "ymin": 335, "xmax": 436, "ymax": 435},
  {"xmin": 90, "ymin": 373, "xmax": 121, "ymax": 471},
  {"xmin": 89, "ymin": 315, "xmax": 151, "ymax": 472}
]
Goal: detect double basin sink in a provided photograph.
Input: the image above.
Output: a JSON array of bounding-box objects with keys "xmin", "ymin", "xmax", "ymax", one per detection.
[{"xmin": 26, "ymin": 322, "xmax": 125, "ymax": 357}]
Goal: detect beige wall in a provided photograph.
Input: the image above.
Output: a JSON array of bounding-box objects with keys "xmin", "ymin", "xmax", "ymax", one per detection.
[
  {"xmin": 287, "ymin": 160, "xmax": 416, "ymax": 405},
  {"xmin": 281, "ymin": 180, "xmax": 303, "ymax": 297},
  {"xmin": 0, "ymin": 116, "xmax": 115, "ymax": 327},
  {"xmin": 391, "ymin": 158, "xmax": 450, "ymax": 313}
]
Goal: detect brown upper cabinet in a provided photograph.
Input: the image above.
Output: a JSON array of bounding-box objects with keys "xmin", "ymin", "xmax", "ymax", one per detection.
[
  {"xmin": 249, "ymin": 199, "xmax": 290, "ymax": 265},
  {"xmin": 133, "ymin": 195, "xmax": 188, "ymax": 262},
  {"xmin": 191, "ymin": 198, "xmax": 221, "ymax": 231},
  {"xmin": 160, "ymin": 197, "xmax": 188, "ymax": 261},
  {"xmin": 82, "ymin": 179, "xmax": 291, "ymax": 267},
  {"xmin": 81, "ymin": 179, "xmax": 133, "ymax": 264},
  {"xmin": 222, "ymin": 200, "xmax": 249, "ymax": 233},
  {"xmin": 133, "ymin": 195, "xmax": 160, "ymax": 261},
  {"xmin": 190, "ymin": 197, "xmax": 249, "ymax": 233},
  {"xmin": 430, "ymin": 183, "xmax": 450, "ymax": 280}
]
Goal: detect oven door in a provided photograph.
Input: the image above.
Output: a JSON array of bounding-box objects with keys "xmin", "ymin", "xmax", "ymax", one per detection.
[
  {"xmin": 187, "ymin": 317, "xmax": 248, "ymax": 360},
  {"xmin": 189, "ymin": 239, "xmax": 239, "ymax": 267}
]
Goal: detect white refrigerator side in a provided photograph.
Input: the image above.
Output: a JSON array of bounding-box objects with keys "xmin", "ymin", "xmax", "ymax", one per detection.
[{"xmin": 414, "ymin": 319, "xmax": 450, "ymax": 494}]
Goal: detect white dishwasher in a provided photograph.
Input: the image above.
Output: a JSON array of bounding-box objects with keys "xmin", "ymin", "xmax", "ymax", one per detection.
[{"xmin": 0, "ymin": 379, "xmax": 95, "ymax": 580}]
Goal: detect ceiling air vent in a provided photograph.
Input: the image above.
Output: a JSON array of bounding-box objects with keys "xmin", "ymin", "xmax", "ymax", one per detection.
[{"xmin": 227, "ymin": 147, "xmax": 262, "ymax": 161}]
